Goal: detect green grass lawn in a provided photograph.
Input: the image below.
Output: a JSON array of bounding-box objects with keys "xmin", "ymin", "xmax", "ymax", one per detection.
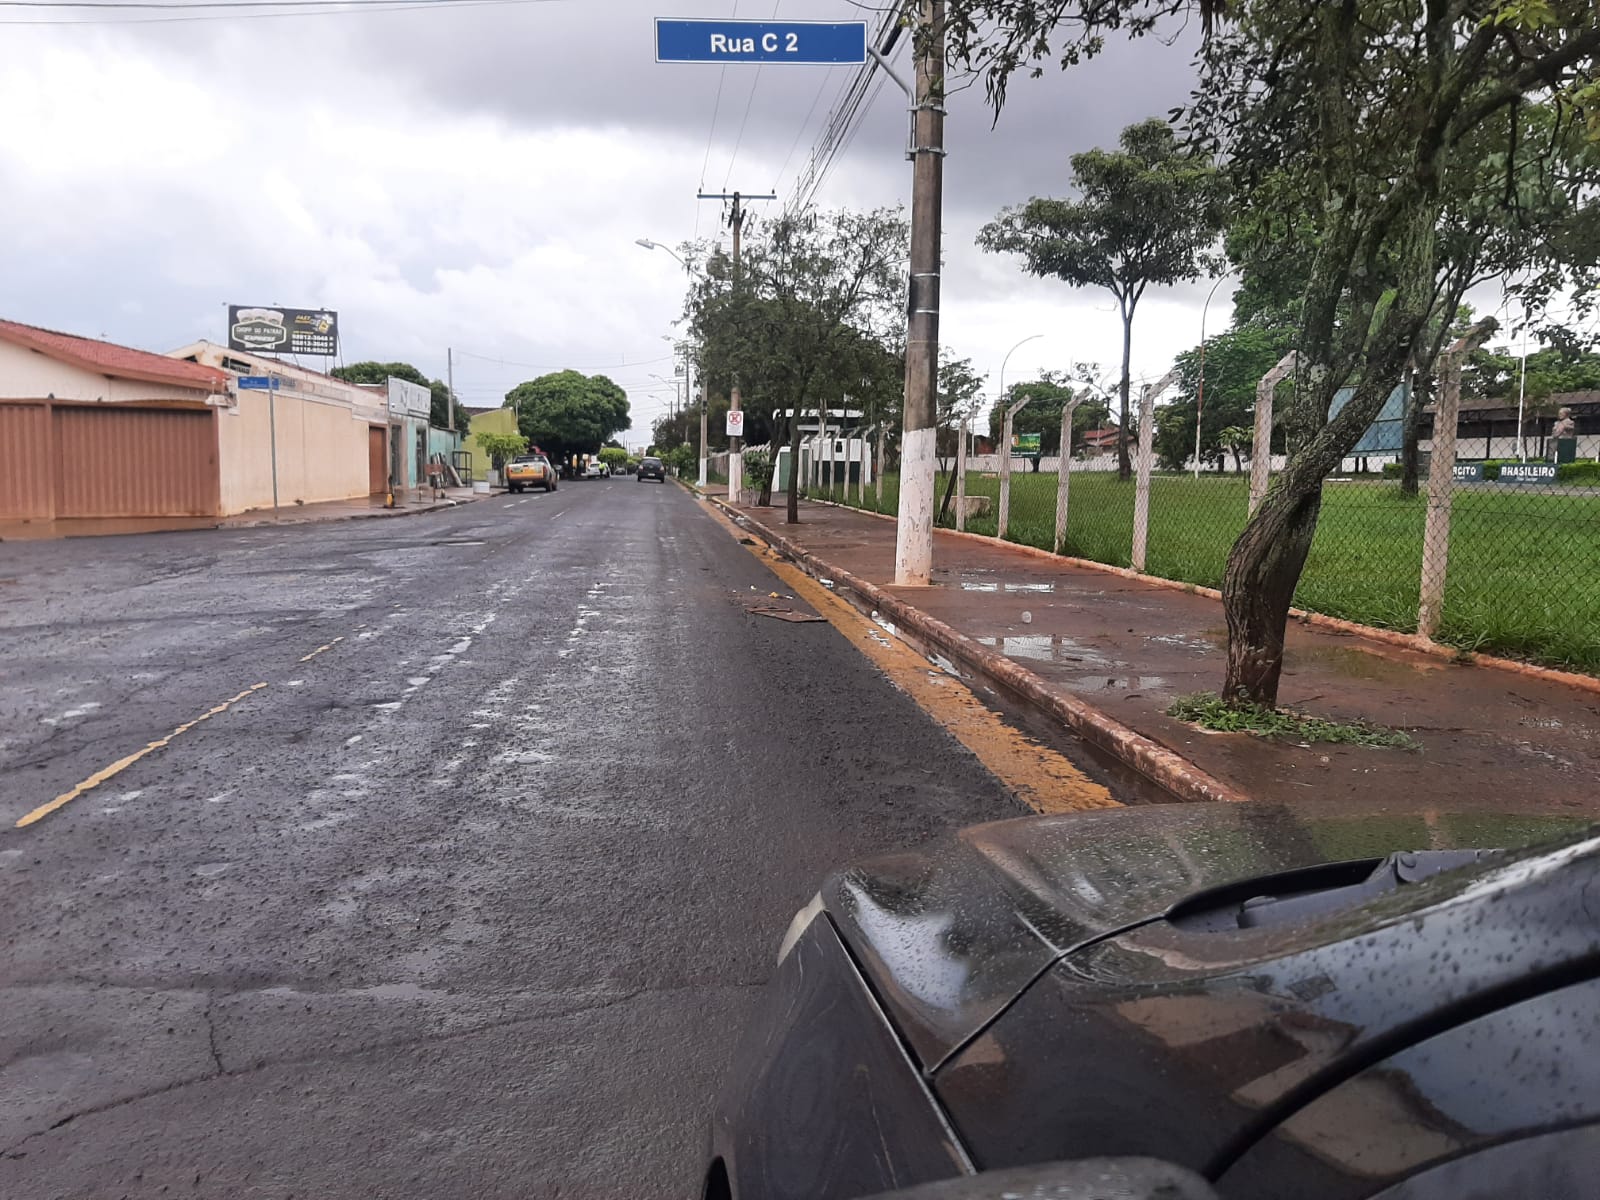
[{"xmin": 808, "ymin": 470, "xmax": 1600, "ymax": 674}]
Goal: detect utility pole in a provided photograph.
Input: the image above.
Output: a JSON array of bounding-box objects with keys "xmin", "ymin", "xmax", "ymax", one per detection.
[
  {"xmin": 446, "ymin": 347, "xmax": 455, "ymax": 433},
  {"xmin": 699, "ymin": 188, "xmax": 774, "ymax": 503},
  {"xmin": 890, "ymin": 1, "xmax": 945, "ymax": 585}
]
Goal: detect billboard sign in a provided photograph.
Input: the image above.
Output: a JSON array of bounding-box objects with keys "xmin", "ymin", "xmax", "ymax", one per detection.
[
  {"xmin": 1452, "ymin": 463, "xmax": 1483, "ymax": 483},
  {"xmin": 228, "ymin": 305, "xmax": 339, "ymax": 356},
  {"xmin": 655, "ymin": 19, "xmax": 867, "ymax": 64},
  {"xmin": 1501, "ymin": 462, "xmax": 1558, "ymax": 484},
  {"xmin": 1012, "ymin": 432, "xmax": 1042, "ymax": 455},
  {"xmin": 387, "ymin": 377, "xmax": 431, "ymax": 420}
]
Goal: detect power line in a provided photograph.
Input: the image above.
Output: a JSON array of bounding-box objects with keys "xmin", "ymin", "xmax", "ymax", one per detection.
[
  {"xmin": 784, "ymin": 3, "xmax": 904, "ymax": 216},
  {"xmin": 720, "ymin": 0, "xmax": 783, "ymax": 191},
  {"xmin": 452, "ymin": 349, "xmax": 676, "ymax": 371},
  {"xmin": 1, "ymin": 0, "xmax": 543, "ymax": 21}
]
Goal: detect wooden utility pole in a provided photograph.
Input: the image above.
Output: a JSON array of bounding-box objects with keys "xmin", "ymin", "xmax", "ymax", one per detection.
[
  {"xmin": 699, "ymin": 189, "xmax": 774, "ymax": 503},
  {"xmin": 892, "ymin": 0, "xmax": 945, "ymax": 585}
]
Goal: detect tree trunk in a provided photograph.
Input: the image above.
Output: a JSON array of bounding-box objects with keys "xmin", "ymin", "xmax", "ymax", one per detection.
[
  {"xmin": 759, "ymin": 411, "xmax": 783, "ymax": 506},
  {"xmin": 1231, "ymin": 447, "xmax": 1242, "ymax": 474},
  {"xmin": 938, "ymin": 460, "xmax": 958, "ymax": 521},
  {"xmin": 1400, "ymin": 368, "xmax": 1431, "ymax": 497},
  {"xmin": 1117, "ymin": 310, "xmax": 1133, "ymax": 481},
  {"xmin": 1222, "ymin": 481, "xmax": 1323, "ymax": 705},
  {"xmin": 786, "ymin": 405, "xmax": 804, "ymax": 524}
]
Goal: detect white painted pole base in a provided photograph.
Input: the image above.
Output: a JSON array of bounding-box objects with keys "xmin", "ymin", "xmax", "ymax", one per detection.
[
  {"xmin": 728, "ymin": 452, "xmax": 743, "ymax": 506},
  {"xmin": 698, "ymin": 458, "xmax": 707, "ymax": 488},
  {"xmin": 894, "ymin": 426, "xmax": 937, "ymax": 585}
]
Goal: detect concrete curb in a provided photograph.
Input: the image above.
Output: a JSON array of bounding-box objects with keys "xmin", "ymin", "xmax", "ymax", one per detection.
[
  {"xmin": 708, "ymin": 495, "xmax": 1250, "ymax": 806},
  {"xmin": 223, "ymin": 492, "xmax": 487, "ymax": 530},
  {"xmin": 799, "ymin": 495, "xmax": 1600, "ymax": 700}
]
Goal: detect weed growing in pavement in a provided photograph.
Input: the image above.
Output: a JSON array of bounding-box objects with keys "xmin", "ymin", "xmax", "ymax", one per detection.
[{"xmin": 1167, "ymin": 692, "xmax": 1419, "ymax": 749}]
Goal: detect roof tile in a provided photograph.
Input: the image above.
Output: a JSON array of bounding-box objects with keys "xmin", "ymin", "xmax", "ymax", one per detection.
[{"xmin": 0, "ymin": 319, "xmax": 228, "ymax": 391}]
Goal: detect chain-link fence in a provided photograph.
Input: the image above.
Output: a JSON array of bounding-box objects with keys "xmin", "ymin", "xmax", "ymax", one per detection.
[{"xmin": 786, "ymin": 357, "xmax": 1600, "ymax": 675}]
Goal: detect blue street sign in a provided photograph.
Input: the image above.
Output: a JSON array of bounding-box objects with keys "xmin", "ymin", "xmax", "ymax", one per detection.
[
  {"xmin": 237, "ymin": 376, "xmax": 280, "ymax": 390},
  {"xmin": 655, "ymin": 19, "xmax": 867, "ymax": 65}
]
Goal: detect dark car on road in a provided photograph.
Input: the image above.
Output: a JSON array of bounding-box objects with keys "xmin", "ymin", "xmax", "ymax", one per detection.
[
  {"xmin": 638, "ymin": 456, "xmax": 666, "ymax": 483},
  {"xmin": 705, "ymin": 802, "xmax": 1600, "ymax": 1200}
]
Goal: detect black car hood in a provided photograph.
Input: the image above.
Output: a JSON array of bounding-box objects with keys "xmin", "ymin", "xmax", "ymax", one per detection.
[{"xmin": 821, "ymin": 801, "xmax": 1590, "ymax": 1070}]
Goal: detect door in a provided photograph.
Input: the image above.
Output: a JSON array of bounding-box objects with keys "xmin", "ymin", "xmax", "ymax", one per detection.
[
  {"xmin": 53, "ymin": 405, "xmax": 218, "ymax": 518},
  {"xmin": 368, "ymin": 426, "xmax": 387, "ymax": 494}
]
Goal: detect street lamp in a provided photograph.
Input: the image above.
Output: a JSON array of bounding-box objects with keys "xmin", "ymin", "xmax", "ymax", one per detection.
[
  {"xmin": 1195, "ymin": 270, "xmax": 1237, "ymax": 480},
  {"xmin": 996, "ymin": 333, "xmax": 1043, "ymax": 458},
  {"xmin": 639, "ymin": 239, "xmax": 709, "ymax": 485}
]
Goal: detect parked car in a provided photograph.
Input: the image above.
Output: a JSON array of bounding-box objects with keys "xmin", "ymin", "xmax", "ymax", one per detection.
[
  {"xmin": 504, "ymin": 454, "xmax": 556, "ymax": 493},
  {"xmin": 637, "ymin": 456, "xmax": 666, "ymax": 483},
  {"xmin": 705, "ymin": 801, "xmax": 1599, "ymax": 1200},
  {"xmin": 582, "ymin": 459, "xmax": 610, "ymax": 479}
]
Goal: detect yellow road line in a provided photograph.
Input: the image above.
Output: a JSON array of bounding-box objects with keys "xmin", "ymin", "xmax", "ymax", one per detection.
[
  {"xmin": 702, "ymin": 503, "xmax": 1118, "ymax": 814},
  {"xmin": 299, "ymin": 636, "xmax": 345, "ymax": 663},
  {"xmin": 16, "ymin": 683, "xmax": 269, "ymax": 829}
]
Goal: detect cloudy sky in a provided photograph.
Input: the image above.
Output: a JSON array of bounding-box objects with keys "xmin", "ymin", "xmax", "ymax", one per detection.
[{"xmin": 0, "ymin": 0, "xmax": 1222, "ymax": 445}]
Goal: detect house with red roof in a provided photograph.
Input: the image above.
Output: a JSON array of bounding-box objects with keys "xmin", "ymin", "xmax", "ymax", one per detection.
[
  {"xmin": 0, "ymin": 319, "xmax": 232, "ymax": 523},
  {"xmin": 0, "ymin": 321, "xmax": 394, "ymax": 525}
]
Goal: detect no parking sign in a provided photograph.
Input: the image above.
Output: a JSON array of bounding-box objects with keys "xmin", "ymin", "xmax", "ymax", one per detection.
[{"xmin": 726, "ymin": 410, "xmax": 745, "ymax": 437}]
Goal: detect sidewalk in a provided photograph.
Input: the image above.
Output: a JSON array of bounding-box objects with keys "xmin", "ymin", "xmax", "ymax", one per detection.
[
  {"xmin": 1, "ymin": 488, "xmax": 485, "ymax": 540},
  {"xmin": 718, "ymin": 495, "xmax": 1600, "ymax": 813},
  {"xmin": 221, "ymin": 487, "xmax": 483, "ymax": 528}
]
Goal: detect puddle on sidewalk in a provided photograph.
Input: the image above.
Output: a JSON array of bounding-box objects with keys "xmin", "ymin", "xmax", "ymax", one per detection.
[
  {"xmin": 1069, "ymin": 675, "xmax": 1171, "ymax": 694},
  {"xmin": 977, "ymin": 634, "xmax": 1119, "ymax": 670},
  {"xmin": 1284, "ymin": 642, "xmax": 1436, "ymax": 682}
]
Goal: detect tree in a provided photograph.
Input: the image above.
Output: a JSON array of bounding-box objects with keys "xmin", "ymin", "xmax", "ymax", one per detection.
[
  {"xmin": 332, "ymin": 360, "xmax": 469, "ymax": 431},
  {"xmin": 1218, "ymin": 426, "xmax": 1251, "ymax": 474},
  {"xmin": 977, "ymin": 119, "xmax": 1228, "ymax": 480},
  {"xmin": 475, "ymin": 432, "xmax": 528, "ymax": 474},
  {"xmin": 947, "ymin": 0, "xmax": 1600, "ymax": 705},
  {"xmin": 937, "ymin": 353, "xmax": 986, "ymax": 466},
  {"xmin": 503, "ymin": 370, "xmax": 630, "ymax": 466},
  {"xmin": 987, "ymin": 369, "xmax": 1111, "ymax": 459},
  {"xmin": 688, "ymin": 207, "xmax": 907, "ymax": 521},
  {"xmin": 1152, "ymin": 324, "xmax": 1295, "ymax": 471},
  {"xmin": 598, "ymin": 446, "xmax": 630, "ymax": 471}
]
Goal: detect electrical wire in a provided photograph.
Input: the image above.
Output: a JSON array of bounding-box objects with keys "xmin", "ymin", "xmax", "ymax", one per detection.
[
  {"xmin": 719, "ymin": 0, "xmax": 781, "ymax": 191},
  {"xmin": 1, "ymin": 0, "xmax": 539, "ymax": 21}
]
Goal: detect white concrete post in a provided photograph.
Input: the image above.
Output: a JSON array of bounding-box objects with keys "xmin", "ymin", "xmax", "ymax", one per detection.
[
  {"xmin": 955, "ymin": 416, "xmax": 969, "ymax": 531},
  {"xmin": 1054, "ymin": 400, "xmax": 1080, "ymax": 555},
  {"xmin": 1131, "ymin": 382, "xmax": 1157, "ymax": 571},
  {"xmin": 1418, "ymin": 319, "xmax": 1497, "ymax": 639},
  {"xmin": 998, "ymin": 394, "xmax": 1030, "ymax": 541},
  {"xmin": 1250, "ymin": 351, "xmax": 1298, "ymax": 514}
]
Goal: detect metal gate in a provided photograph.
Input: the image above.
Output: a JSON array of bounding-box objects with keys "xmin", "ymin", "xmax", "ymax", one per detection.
[
  {"xmin": 368, "ymin": 426, "xmax": 388, "ymax": 494},
  {"xmin": 53, "ymin": 405, "xmax": 219, "ymax": 517}
]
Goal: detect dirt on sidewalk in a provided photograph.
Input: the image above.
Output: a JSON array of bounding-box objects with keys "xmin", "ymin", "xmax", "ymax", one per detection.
[{"xmin": 732, "ymin": 497, "xmax": 1600, "ymax": 817}]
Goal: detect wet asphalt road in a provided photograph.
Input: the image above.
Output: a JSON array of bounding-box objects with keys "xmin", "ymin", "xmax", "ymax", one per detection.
[{"xmin": 0, "ymin": 479, "xmax": 1021, "ymax": 1199}]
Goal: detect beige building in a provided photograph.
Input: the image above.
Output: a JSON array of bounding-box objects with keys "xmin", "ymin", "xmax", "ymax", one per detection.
[{"xmin": 170, "ymin": 341, "xmax": 390, "ymax": 512}]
